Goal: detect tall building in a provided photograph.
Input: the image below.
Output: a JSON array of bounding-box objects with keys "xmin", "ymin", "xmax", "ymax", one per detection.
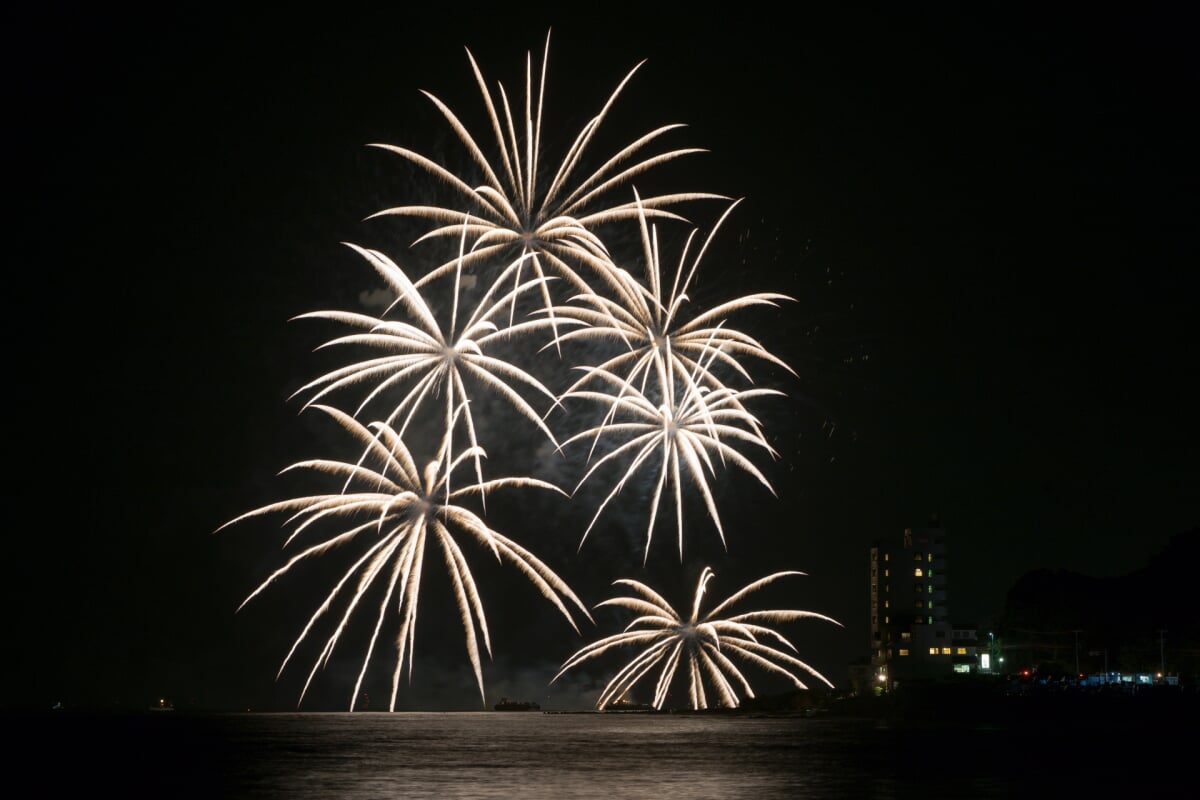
[{"xmin": 869, "ymin": 519, "xmax": 952, "ymax": 688}]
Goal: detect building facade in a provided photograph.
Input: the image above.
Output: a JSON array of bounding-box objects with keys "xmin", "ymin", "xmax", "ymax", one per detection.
[{"xmin": 869, "ymin": 521, "xmax": 952, "ymax": 688}]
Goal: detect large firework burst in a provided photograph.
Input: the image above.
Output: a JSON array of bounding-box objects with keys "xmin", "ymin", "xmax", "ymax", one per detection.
[
  {"xmin": 561, "ymin": 360, "xmax": 783, "ymax": 560},
  {"xmin": 291, "ymin": 231, "xmax": 572, "ymax": 492},
  {"xmin": 367, "ymin": 31, "xmax": 723, "ymax": 330},
  {"xmin": 224, "ymin": 31, "xmax": 820, "ymax": 710},
  {"xmin": 219, "ymin": 404, "xmax": 591, "ymax": 710}
]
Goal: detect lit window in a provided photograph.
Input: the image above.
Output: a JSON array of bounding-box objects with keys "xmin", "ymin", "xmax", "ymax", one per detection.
[
  {"xmin": 898, "ymin": 649, "xmax": 909, "ymax": 657},
  {"xmin": 928, "ymin": 647, "xmax": 937, "ymax": 655},
  {"xmin": 927, "ymin": 553, "xmax": 932, "ymax": 562},
  {"xmin": 956, "ymin": 647, "xmax": 967, "ymax": 655},
  {"xmin": 884, "ymin": 569, "xmax": 889, "ymax": 577},
  {"xmin": 927, "ymin": 601, "xmax": 933, "ymax": 609},
  {"xmin": 953, "ymin": 664, "xmax": 971, "ymax": 673},
  {"xmin": 928, "ymin": 569, "xmax": 934, "ymax": 577},
  {"xmin": 914, "ymin": 553, "xmax": 922, "ymax": 561},
  {"xmin": 901, "ymin": 632, "xmax": 911, "ymax": 641},
  {"xmin": 884, "ymin": 600, "xmax": 890, "ymax": 608},
  {"xmin": 884, "ymin": 616, "xmax": 890, "ymax": 624},
  {"xmin": 884, "ymin": 554, "xmax": 889, "ymax": 562},
  {"xmin": 914, "ymin": 568, "xmax": 923, "ymax": 577},
  {"xmin": 928, "ymin": 585, "xmax": 932, "ymax": 593},
  {"xmin": 927, "ymin": 616, "xmax": 933, "ymax": 624},
  {"xmin": 941, "ymin": 647, "xmax": 951, "ymax": 655}
]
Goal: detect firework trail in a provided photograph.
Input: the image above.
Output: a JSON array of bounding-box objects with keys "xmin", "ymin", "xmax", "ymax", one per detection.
[{"xmin": 554, "ymin": 567, "xmax": 840, "ymax": 710}]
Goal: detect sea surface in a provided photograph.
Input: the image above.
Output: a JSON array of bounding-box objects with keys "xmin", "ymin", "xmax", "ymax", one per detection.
[{"xmin": 22, "ymin": 709, "xmax": 1191, "ymax": 798}]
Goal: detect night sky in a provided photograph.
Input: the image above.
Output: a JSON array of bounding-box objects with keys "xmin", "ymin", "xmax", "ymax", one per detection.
[{"xmin": 10, "ymin": 5, "xmax": 1196, "ymax": 711}]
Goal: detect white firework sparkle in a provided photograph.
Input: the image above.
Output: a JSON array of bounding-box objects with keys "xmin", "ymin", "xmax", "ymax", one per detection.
[
  {"xmin": 561, "ymin": 364, "xmax": 782, "ymax": 560},
  {"xmin": 219, "ymin": 404, "xmax": 591, "ymax": 711},
  {"xmin": 223, "ymin": 31, "xmax": 825, "ymax": 710},
  {"xmin": 367, "ymin": 30, "xmax": 723, "ymax": 330},
  {"xmin": 291, "ymin": 231, "xmax": 574, "ymax": 492},
  {"xmin": 554, "ymin": 567, "xmax": 840, "ymax": 710}
]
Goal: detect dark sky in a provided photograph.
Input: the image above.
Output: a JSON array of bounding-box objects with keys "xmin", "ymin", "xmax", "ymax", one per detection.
[{"xmin": 10, "ymin": 5, "xmax": 1196, "ymax": 711}]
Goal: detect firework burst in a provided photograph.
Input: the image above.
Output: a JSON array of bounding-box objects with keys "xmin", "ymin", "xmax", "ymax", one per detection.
[
  {"xmin": 561, "ymin": 364, "xmax": 782, "ymax": 560},
  {"xmin": 219, "ymin": 404, "xmax": 591, "ymax": 710},
  {"xmin": 224, "ymin": 31, "xmax": 824, "ymax": 710},
  {"xmin": 291, "ymin": 229, "xmax": 575, "ymax": 492},
  {"xmin": 554, "ymin": 567, "xmax": 840, "ymax": 710},
  {"xmin": 367, "ymin": 30, "xmax": 724, "ymax": 332}
]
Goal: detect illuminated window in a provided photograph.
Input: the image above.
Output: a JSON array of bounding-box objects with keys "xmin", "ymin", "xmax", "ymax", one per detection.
[
  {"xmin": 928, "ymin": 647, "xmax": 937, "ymax": 655},
  {"xmin": 927, "ymin": 553, "xmax": 932, "ymax": 562},
  {"xmin": 898, "ymin": 649, "xmax": 909, "ymax": 657},
  {"xmin": 914, "ymin": 553, "xmax": 922, "ymax": 561},
  {"xmin": 927, "ymin": 616, "xmax": 933, "ymax": 624},
  {"xmin": 956, "ymin": 647, "xmax": 967, "ymax": 655},
  {"xmin": 953, "ymin": 664, "xmax": 971, "ymax": 673},
  {"xmin": 928, "ymin": 569, "xmax": 934, "ymax": 577},
  {"xmin": 884, "ymin": 616, "xmax": 889, "ymax": 624},
  {"xmin": 914, "ymin": 568, "xmax": 923, "ymax": 577},
  {"xmin": 884, "ymin": 569, "xmax": 890, "ymax": 577},
  {"xmin": 941, "ymin": 647, "xmax": 951, "ymax": 655},
  {"xmin": 927, "ymin": 601, "xmax": 933, "ymax": 609},
  {"xmin": 928, "ymin": 585, "xmax": 933, "ymax": 593},
  {"xmin": 884, "ymin": 600, "xmax": 890, "ymax": 608},
  {"xmin": 901, "ymin": 632, "xmax": 911, "ymax": 641},
  {"xmin": 884, "ymin": 554, "xmax": 889, "ymax": 562}
]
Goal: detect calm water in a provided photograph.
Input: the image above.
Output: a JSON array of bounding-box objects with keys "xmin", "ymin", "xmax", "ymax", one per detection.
[{"xmin": 23, "ymin": 710, "xmax": 1191, "ymax": 798}]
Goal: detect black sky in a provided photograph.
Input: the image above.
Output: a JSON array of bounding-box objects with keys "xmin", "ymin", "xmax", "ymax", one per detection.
[{"xmin": 9, "ymin": 5, "xmax": 1197, "ymax": 711}]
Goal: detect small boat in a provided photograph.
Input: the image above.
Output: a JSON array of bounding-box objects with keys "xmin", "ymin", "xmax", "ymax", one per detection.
[
  {"xmin": 494, "ymin": 697, "xmax": 540, "ymax": 711},
  {"xmin": 149, "ymin": 698, "xmax": 175, "ymax": 712}
]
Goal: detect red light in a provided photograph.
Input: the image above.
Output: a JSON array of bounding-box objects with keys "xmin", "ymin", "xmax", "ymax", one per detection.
[{"xmin": 1021, "ymin": 669, "xmax": 1030, "ymax": 677}]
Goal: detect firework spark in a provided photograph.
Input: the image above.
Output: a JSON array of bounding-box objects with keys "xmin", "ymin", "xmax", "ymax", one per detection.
[
  {"xmin": 219, "ymin": 404, "xmax": 591, "ymax": 710},
  {"xmin": 367, "ymin": 30, "xmax": 723, "ymax": 331},
  {"xmin": 561, "ymin": 359, "xmax": 783, "ymax": 560},
  {"xmin": 554, "ymin": 567, "xmax": 840, "ymax": 710},
  {"xmin": 551, "ymin": 193, "xmax": 796, "ymax": 400},
  {"xmin": 291, "ymin": 231, "xmax": 575, "ymax": 492},
  {"xmin": 227, "ymin": 33, "xmax": 820, "ymax": 710}
]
